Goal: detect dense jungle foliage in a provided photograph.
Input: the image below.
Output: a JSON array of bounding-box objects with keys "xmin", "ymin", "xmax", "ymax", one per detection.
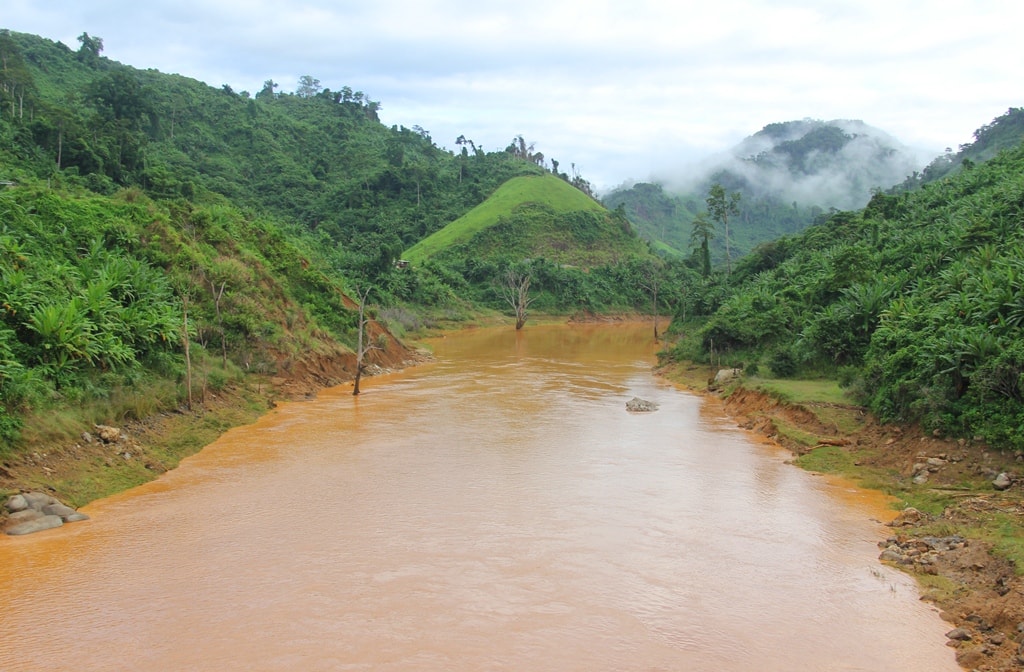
[
  {"xmin": 664, "ymin": 126, "xmax": 1024, "ymax": 451},
  {"xmin": 603, "ymin": 178, "xmax": 819, "ymax": 262},
  {"xmin": 5, "ymin": 27, "xmax": 1024, "ymax": 459},
  {"xmin": 0, "ymin": 29, "xmax": 677, "ymax": 448}
]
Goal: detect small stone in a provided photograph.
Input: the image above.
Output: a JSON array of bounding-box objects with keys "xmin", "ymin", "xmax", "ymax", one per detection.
[
  {"xmin": 625, "ymin": 397, "xmax": 659, "ymax": 412},
  {"xmin": 879, "ymin": 549, "xmax": 904, "ymax": 563},
  {"xmin": 94, "ymin": 424, "xmax": 122, "ymax": 443},
  {"xmin": 992, "ymin": 473, "xmax": 1012, "ymax": 491},
  {"xmin": 912, "ymin": 473, "xmax": 929, "ymax": 485},
  {"xmin": 946, "ymin": 628, "xmax": 972, "ymax": 641},
  {"xmin": 889, "ymin": 507, "xmax": 928, "ymax": 526}
]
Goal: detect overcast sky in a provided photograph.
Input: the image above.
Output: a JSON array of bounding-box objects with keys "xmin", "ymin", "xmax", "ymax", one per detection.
[{"xmin": 5, "ymin": 0, "xmax": 1022, "ymax": 191}]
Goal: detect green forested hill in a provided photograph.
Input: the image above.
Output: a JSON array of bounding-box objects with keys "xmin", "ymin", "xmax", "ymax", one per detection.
[
  {"xmin": 405, "ymin": 174, "xmax": 607, "ymax": 263},
  {"xmin": 603, "ymin": 119, "xmax": 923, "ymax": 264},
  {"xmin": 403, "ymin": 173, "xmax": 682, "ymax": 316},
  {"xmin": 666, "ymin": 140, "xmax": 1024, "ymax": 449},
  {"xmin": 602, "ymin": 181, "xmax": 814, "ymax": 262},
  {"xmin": 0, "ymin": 30, "xmax": 545, "ymax": 256},
  {"xmin": 0, "ymin": 28, "xmax": 678, "ymax": 452}
]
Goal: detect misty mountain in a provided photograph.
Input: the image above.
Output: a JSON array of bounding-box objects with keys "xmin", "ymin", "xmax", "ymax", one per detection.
[
  {"xmin": 701, "ymin": 118, "xmax": 924, "ymax": 210},
  {"xmin": 606, "ymin": 118, "xmax": 927, "ymax": 262}
]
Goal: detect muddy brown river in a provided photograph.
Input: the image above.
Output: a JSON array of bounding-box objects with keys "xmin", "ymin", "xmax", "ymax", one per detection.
[{"xmin": 0, "ymin": 323, "xmax": 960, "ymax": 671}]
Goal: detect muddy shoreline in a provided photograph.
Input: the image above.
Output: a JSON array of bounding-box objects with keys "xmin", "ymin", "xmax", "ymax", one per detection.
[{"xmin": 661, "ymin": 362, "xmax": 1024, "ymax": 672}]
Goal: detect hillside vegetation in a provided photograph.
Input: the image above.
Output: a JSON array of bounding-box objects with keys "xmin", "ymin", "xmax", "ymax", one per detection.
[
  {"xmin": 0, "ymin": 28, "xmax": 682, "ymax": 459},
  {"xmin": 604, "ymin": 119, "xmax": 925, "ymax": 263},
  {"xmin": 665, "ymin": 137, "xmax": 1024, "ymax": 450}
]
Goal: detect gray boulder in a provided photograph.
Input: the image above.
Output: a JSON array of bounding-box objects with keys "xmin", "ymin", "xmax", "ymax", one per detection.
[
  {"xmin": 4, "ymin": 491, "xmax": 91, "ymax": 534},
  {"xmin": 42, "ymin": 502, "xmax": 78, "ymax": 519},
  {"xmin": 709, "ymin": 368, "xmax": 743, "ymax": 390},
  {"xmin": 6, "ymin": 515, "xmax": 64, "ymax": 536},
  {"xmin": 7, "ymin": 509, "xmax": 44, "ymax": 524},
  {"xmin": 4, "ymin": 494, "xmax": 28, "ymax": 513},
  {"xmin": 22, "ymin": 491, "xmax": 57, "ymax": 509},
  {"xmin": 946, "ymin": 628, "xmax": 972, "ymax": 642}
]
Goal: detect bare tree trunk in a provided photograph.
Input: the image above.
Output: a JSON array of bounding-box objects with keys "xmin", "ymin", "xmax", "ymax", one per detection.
[
  {"xmin": 652, "ymin": 282, "xmax": 659, "ymax": 341},
  {"xmin": 353, "ymin": 286, "xmax": 375, "ymax": 396},
  {"xmin": 182, "ymin": 295, "xmax": 193, "ymax": 410},
  {"xmin": 500, "ymin": 269, "xmax": 534, "ymax": 331},
  {"xmin": 210, "ymin": 279, "xmax": 227, "ymax": 367}
]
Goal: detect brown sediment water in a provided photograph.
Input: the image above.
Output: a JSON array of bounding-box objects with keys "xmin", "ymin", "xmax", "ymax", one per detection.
[{"xmin": 0, "ymin": 323, "xmax": 960, "ymax": 671}]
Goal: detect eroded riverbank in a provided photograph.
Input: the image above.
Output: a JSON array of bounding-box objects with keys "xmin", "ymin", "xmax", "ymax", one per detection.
[{"xmin": 659, "ymin": 361, "xmax": 1024, "ymax": 671}]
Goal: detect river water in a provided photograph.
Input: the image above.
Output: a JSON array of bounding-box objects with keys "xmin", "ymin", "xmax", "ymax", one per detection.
[{"xmin": 0, "ymin": 323, "xmax": 959, "ymax": 671}]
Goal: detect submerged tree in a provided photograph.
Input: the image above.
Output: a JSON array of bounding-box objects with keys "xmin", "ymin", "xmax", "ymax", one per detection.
[
  {"xmin": 499, "ymin": 268, "xmax": 534, "ymax": 330},
  {"xmin": 638, "ymin": 259, "xmax": 665, "ymax": 341},
  {"xmin": 352, "ymin": 286, "xmax": 377, "ymax": 396}
]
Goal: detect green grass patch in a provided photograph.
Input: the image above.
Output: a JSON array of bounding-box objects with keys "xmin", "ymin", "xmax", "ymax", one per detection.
[
  {"xmin": 991, "ymin": 514, "xmax": 1024, "ymax": 573},
  {"xmin": 914, "ymin": 574, "xmax": 965, "ymax": 602},
  {"xmin": 404, "ymin": 174, "xmax": 603, "ymax": 262},
  {"xmin": 751, "ymin": 377, "xmax": 856, "ymax": 405},
  {"xmin": 808, "ymin": 405, "xmax": 866, "ymax": 434},
  {"xmin": 793, "ymin": 444, "xmax": 856, "ymax": 475},
  {"xmin": 772, "ymin": 417, "xmax": 823, "ymax": 448}
]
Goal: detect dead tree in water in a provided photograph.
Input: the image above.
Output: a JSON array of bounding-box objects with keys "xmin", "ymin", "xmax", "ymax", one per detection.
[
  {"xmin": 352, "ymin": 286, "xmax": 379, "ymax": 396},
  {"xmin": 638, "ymin": 259, "xmax": 664, "ymax": 341},
  {"xmin": 499, "ymin": 269, "xmax": 534, "ymax": 330}
]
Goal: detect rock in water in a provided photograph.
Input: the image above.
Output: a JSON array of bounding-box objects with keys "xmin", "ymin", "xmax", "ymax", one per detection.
[
  {"xmin": 626, "ymin": 397, "xmax": 659, "ymax": 412},
  {"xmin": 6, "ymin": 515, "xmax": 64, "ymax": 536}
]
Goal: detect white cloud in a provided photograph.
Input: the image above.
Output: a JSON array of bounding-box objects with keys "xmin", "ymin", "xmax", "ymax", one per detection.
[{"xmin": 4, "ymin": 0, "xmax": 1022, "ymax": 190}]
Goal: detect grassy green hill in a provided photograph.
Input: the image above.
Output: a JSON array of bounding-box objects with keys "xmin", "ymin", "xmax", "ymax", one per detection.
[
  {"xmin": 398, "ymin": 173, "xmax": 690, "ymax": 318},
  {"xmin": 404, "ymin": 174, "xmax": 604, "ymax": 263}
]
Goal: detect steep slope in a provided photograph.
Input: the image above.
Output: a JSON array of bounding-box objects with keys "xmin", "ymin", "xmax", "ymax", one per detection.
[
  {"xmin": 0, "ymin": 29, "xmax": 544, "ymax": 258},
  {"xmin": 669, "ymin": 139, "xmax": 1024, "ymax": 448},
  {"xmin": 896, "ymin": 107, "xmax": 1024, "ymax": 188}
]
